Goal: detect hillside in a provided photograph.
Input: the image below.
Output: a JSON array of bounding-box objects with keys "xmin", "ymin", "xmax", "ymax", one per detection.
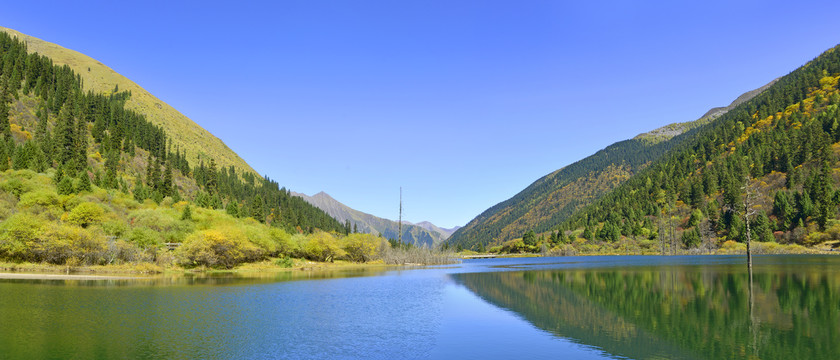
[
  {"xmin": 292, "ymin": 191, "xmax": 448, "ymax": 247},
  {"xmin": 555, "ymin": 43, "xmax": 840, "ymax": 252},
  {"xmin": 448, "ymin": 82, "xmax": 774, "ymax": 250},
  {"xmin": 634, "ymin": 79, "xmax": 778, "ymax": 144},
  {"xmin": 0, "ymin": 26, "xmax": 256, "ymax": 176},
  {"xmin": 0, "ymin": 28, "xmax": 356, "ymax": 269}
]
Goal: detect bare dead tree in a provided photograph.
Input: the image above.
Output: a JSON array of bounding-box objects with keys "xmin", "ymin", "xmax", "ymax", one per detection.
[
  {"xmin": 737, "ymin": 175, "xmax": 759, "ymax": 270},
  {"xmin": 699, "ymin": 218, "xmax": 716, "ymax": 254}
]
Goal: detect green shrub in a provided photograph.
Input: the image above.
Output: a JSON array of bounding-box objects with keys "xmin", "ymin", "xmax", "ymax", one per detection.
[
  {"xmin": 38, "ymin": 223, "xmax": 107, "ymax": 265},
  {"xmin": 0, "ymin": 212, "xmax": 45, "ymax": 260},
  {"xmin": 175, "ymin": 227, "xmax": 264, "ymax": 268},
  {"xmin": 269, "ymin": 228, "xmax": 294, "ymax": 256},
  {"xmin": 66, "ymin": 202, "xmax": 105, "ymax": 228},
  {"xmin": 239, "ymin": 220, "xmax": 275, "ymax": 255},
  {"xmin": 0, "ymin": 170, "xmax": 39, "ymax": 198},
  {"xmin": 342, "ymin": 233, "xmax": 379, "ymax": 262},
  {"xmin": 128, "ymin": 227, "xmax": 163, "ymax": 249},
  {"xmin": 101, "ymin": 219, "xmax": 129, "ymax": 237},
  {"xmin": 275, "ymin": 256, "xmax": 294, "ymax": 268},
  {"xmin": 301, "ymin": 232, "xmax": 345, "ymax": 262},
  {"xmin": 18, "ymin": 189, "xmax": 60, "ymax": 209}
]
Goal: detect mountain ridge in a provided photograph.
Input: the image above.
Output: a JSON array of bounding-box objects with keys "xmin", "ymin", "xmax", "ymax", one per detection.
[
  {"xmin": 0, "ymin": 26, "xmax": 257, "ymax": 177},
  {"xmin": 292, "ymin": 191, "xmax": 451, "ymax": 246},
  {"xmin": 448, "ymin": 80, "xmax": 777, "ymax": 249}
]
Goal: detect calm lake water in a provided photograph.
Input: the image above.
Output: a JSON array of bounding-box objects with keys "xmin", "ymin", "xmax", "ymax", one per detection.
[{"xmin": 1, "ymin": 255, "xmax": 838, "ymax": 359}]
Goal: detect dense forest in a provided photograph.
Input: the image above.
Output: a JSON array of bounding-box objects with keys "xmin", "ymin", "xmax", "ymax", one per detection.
[
  {"xmin": 0, "ymin": 31, "xmax": 387, "ymax": 268},
  {"xmin": 448, "ymin": 137, "xmax": 682, "ymax": 250},
  {"xmin": 448, "ymin": 81, "xmax": 774, "ymax": 250},
  {"xmin": 481, "ymin": 44, "xmax": 840, "ymax": 254}
]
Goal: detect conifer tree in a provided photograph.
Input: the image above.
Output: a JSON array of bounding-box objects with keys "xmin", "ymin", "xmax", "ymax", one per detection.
[
  {"xmin": 181, "ymin": 204, "xmax": 193, "ymax": 221},
  {"xmin": 73, "ymin": 107, "xmax": 88, "ymax": 171},
  {"xmin": 11, "ymin": 141, "xmax": 32, "ymax": 170},
  {"xmin": 77, "ymin": 170, "xmax": 92, "ymax": 192},
  {"xmin": 206, "ymin": 158, "xmax": 218, "ymax": 194},
  {"xmin": 226, "ymin": 202, "xmax": 239, "ymax": 218},
  {"xmin": 162, "ymin": 161, "xmax": 173, "ymax": 196},
  {"xmin": 251, "ymin": 195, "xmax": 265, "ymax": 223},
  {"xmin": 53, "ymin": 103, "xmax": 76, "ymax": 167},
  {"xmin": 0, "ymin": 75, "xmax": 11, "ymax": 139},
  {"xmin": 57, "ymin": 176, "xmax": 74, "ymax": 195},
  {"xmin": 0, "ymin": 138, "xmax": 8, "ymax": 171}
]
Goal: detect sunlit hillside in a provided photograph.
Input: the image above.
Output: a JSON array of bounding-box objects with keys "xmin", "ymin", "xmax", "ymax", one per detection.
[{"xmin": 0, "ymin": 26, "xmax": 256, "ymax": 176}]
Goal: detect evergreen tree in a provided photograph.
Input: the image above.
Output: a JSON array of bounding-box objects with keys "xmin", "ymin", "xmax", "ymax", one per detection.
[
  {"xmin": 133, "ymin": 178, "xmax": 148, "ymax": 202},
  {"xmin": 162, "ymin": 161, "xmax": 173, "ymax": 196},
  {"xmin": 250, "ymin": 195, "xmax": 265, "ymax": 223},
  {"xmin": 77, "ymin": 170, "xmax": 92, "ymax": 192},
  {"xmin": 53, "ymin": 103, "xmax": 76, "ymax": 167},
  {"xmin": 773, "ymin": 191, "xmax": 795, "ymax": 230},
  {"xmin": 57, "ymin": 176, "xmax": 74, "ymax": 195},
  {"xmin": 751, "ymin": 211, "xmax": 775, "ymax": 242},
  {"xmin": 181, "ymin": 204, "xmax": 193, "ymax": 221},
  {"xmin": 206, "ymin": 158, "xmax": 218, "ymax": 194},
  {"xmin": 522, "ymin": 230, "xmax": 536, "ymax": 246},
  {"xmin": 226, "ymin": 201, "xmax": 239, "ymax": 218},
  {"xmin": 11, "ymin": 141, "xmax": 30, "ymax": 170},
  {"xmin": 103, "ymin": 150, "xmax": 119, "ymax": 189},
  {"xmin": 0, "ymin": 75, "xmax": 11, "ymax": 139},
  {"xmin": 73, "ymin": 107, "xmax": 88, "ymax": 171}
]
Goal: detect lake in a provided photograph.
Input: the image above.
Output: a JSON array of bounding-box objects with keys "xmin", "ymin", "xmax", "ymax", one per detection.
[{"xmin": 1, "ymin": 255, "xmax": 837, "ymax": 359}]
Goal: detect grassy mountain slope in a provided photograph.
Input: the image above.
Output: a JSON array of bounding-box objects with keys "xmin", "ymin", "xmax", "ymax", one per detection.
[
  {"xmin": 0, "ymin": 26, "xmax": 256, "ymax": 176},
  {"xmin": 448, "ymin": 83, "xmax": 773, "ymax": 250},
  {"xmin": 292, "ymin": 191, "xmax": 446, "ymax": 247}
]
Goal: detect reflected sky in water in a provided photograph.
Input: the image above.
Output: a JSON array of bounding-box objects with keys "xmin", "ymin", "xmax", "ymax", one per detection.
[{"xmin": 1, "ymin": 255, "xmax": 837, "ymax": 359}]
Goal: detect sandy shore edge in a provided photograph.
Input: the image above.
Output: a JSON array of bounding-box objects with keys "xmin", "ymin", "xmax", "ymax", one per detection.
[{"xmin": 0, "ymin": 273, "xmax": 139, "ymax": 280}]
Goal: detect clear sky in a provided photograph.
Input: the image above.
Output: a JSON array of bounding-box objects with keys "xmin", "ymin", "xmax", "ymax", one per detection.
[{"xmin": 4, "ymin": 1, "xmax": 840, "ymax": 228}]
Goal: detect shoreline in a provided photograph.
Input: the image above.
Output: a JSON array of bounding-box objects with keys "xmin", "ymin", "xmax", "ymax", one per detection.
[
  {"xmin": 0, "ymin": 273, "xmax": 141, "ymax": 280},
  {"xmin": 0, "ymin": 259, "xmax": 412, "ymax": 280}
]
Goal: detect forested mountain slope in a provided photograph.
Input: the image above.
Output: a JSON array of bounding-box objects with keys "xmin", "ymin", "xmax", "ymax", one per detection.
[
  {"xmin": 556, "ymin": 43, "xmax": 840, "ymax": 252},
  {"xmin": 0, "ymin": 26, "xmax": 256, "ymax": 176},
  {"xmin": 0, "ymin": 29, "xmax": 348, "ymax": 268},
  {"xmin": 293, "ymin": 191, "xmax": 447, "ymax": 247},
  {"xmin": 448, "ymin": 81, "xmax": 774, "ymax": 250}
]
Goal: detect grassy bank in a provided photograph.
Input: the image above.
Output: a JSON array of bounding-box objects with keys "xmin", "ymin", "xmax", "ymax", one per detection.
[{"xmin": 0, "ymin": 256, "xmax": 422, "ymax": 278}]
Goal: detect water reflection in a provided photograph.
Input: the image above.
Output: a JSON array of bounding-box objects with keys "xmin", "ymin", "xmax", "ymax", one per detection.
[
  {"xmin": 0, "ymin": 267, "xmax": 392, "ymax": 287},
  {"xmin": 453, "ymin": 257, "xmax": 840, "ymax": 360}
]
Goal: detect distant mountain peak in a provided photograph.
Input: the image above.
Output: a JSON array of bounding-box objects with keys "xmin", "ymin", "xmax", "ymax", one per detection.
[
  {"xmin": 293, "ymin": 191, "xmax": 456, "ymax": 245},
  {"xmin": 634, "ymin": 78, "xmax": 779, "ymax": 144}
]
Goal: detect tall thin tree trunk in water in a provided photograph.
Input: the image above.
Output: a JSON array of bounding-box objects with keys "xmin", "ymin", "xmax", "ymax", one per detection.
[
  {"xmin": 742, "ymin": 175, "xmax": 754, "ymax": 271},
  {"xmin": 399, "ymin": 187, "xmax": 402, "ymax": 246}
]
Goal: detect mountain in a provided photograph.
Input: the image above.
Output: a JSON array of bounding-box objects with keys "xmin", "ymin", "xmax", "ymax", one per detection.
[
  {"xmin": 0, "ymin": 26, "xmax": 256, "ymax": 176},
  {"xmin": 448, "ymin": 80, "xmax": 777, "ymax": 250},
  {"xmin": 292, "ymin": 191, "xmax": 449, "ymax": 247},
  {"xmin": 558, "ymin": 43, "xmax": 840, "ymax": 249},
  {"xmin": 634, "ymin": 79, "xmax": 778, "ymax": 144},
  {"xmin": 414, "ymin": 221, "xmax": 460, "ymax": 239},
  {"xmin": 0, "ymin": 27, "xmax": 345, "ymax": 235}
]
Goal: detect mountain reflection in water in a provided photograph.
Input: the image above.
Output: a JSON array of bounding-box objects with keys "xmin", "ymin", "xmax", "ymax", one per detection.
[{"xmin": 452, "ymin": 256, "xmax": 840, "ymax": 360}]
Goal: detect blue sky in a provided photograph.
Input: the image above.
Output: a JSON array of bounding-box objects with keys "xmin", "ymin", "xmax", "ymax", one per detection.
[{"xmin": 4, "ymin": 1, "xmax": 840, "ymax": 228}]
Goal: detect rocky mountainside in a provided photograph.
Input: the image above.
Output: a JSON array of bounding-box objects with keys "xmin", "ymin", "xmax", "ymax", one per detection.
[{"xmin": 292, "ymin": 192, "xmax": 449, "ymax": 247}]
